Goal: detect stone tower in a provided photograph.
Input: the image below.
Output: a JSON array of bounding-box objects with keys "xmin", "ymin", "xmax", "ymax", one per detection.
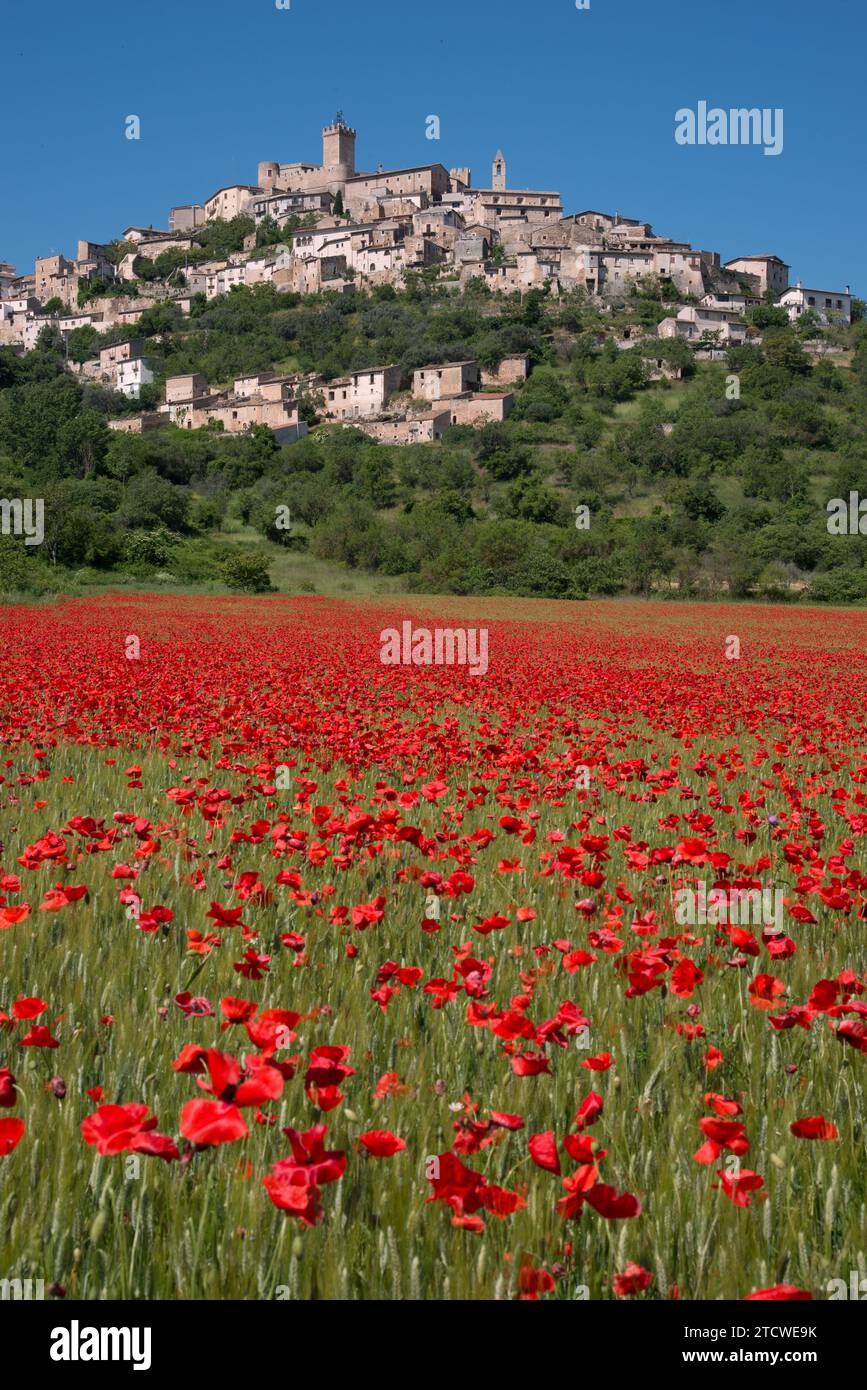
[
  {"xmin": 492, "ymin": 150, "xmax": 506, "ymax": 190},
  {"xmin": 322, "ymin": 113, "xmax": 357, "ymax": 187}
]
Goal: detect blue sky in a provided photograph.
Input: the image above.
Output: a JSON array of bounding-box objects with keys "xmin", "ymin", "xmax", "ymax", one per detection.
[{"xmin": 1, "ymin": 0, "xmax": 862, "ymax": 294}]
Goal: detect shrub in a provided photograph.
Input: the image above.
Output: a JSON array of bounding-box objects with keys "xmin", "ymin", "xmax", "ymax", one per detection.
[{"xmin": 219, "ymin": 550, "xmax": 273, "ymax": 593}]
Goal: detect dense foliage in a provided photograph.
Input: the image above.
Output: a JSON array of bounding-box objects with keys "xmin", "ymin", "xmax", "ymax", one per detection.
[{"xmin": 1, "ymin": 263, "xmax": 866, "ymax": 601}]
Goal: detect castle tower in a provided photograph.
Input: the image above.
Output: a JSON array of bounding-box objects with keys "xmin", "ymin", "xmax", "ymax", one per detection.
[
  {"xmin": 322, "ymin": 113, "xmax": 357, "ymax": 185},
  {"xmin": 492, "ymin": 150, "xmax": 506, "ymax": 190},
  {"xmin": 258, "ymin": 161, "xmax": 282, "ymax": 193}
]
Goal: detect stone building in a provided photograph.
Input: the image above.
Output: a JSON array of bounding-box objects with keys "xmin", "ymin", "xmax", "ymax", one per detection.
[
  {"xmin": 259, "ymin": 116, "xmax": 356, "ymax": 196},
  {"xmin": 35, "ymin": 254, "xmax": 78, "ymax": 308},
  {"xmin": 480, "ymin": 354, "xmax": 530, "ymax": 386},
  {"xmin": 252, "ymin": 189, "xmax": 334, "ymax": 224},
  {"xmin": 413, "ymin": 361, "xmax": 480, "ymax": 400},
  {"xmin": 162, "ymin": 371, "xmax": 307, "ymax": 442},
  {"xmin": 323, "ymin": 365, "xmax": 402, "ymax": 419},
  {"xmin": 0, "ymin": 262, "xmax": 17, "ymax": 298},
  {"xmin": 169, "ymin": 205, "xmax": 205, "ymax": 232},
  {"xmin": 107, "ymin": 413, "xmax": 163, "ymax": 434},
  {"xmin": 99, "ymin": 338, "xmax": 146, "ymax": 375},
  {"xmin": 259, "ymin": 117, "xmax": 451, "ymax": 217},
  {"xmin": 446, "ymin": 392, "xmax": 514, "ymax": 425},
  {"xmin": 657, "ymin": 304, "xmax": 746, "ymax": 344},
  {"xmin": 355, "ymin": 409, "xmax": 452, "ymax": 445},
  {"xmin": 164, "ymin": 373, "xmax": 209, "ymax": 405},
  {"xmin": 203, "ymin": 185, "xmax": 262, "ymax": 222},
  {"xmin": 723, "ymin": 254, "xmax": 789, "ymax": 296}
]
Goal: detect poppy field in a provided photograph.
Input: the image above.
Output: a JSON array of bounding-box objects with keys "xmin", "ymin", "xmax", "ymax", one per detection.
[{"xmin": 0, "ymin": 594, "xmax": 865, "ymax": 1302}]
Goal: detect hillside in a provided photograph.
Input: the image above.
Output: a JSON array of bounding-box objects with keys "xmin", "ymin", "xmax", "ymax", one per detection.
[{"xmin": 1, "ymin": 269, "xmax": 866, "ymax": 604}]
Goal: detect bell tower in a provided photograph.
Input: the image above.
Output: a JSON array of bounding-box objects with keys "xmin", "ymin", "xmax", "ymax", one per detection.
[{"xmin": 492, "ymin": 150, "xmax": 506, "ymax": 190}]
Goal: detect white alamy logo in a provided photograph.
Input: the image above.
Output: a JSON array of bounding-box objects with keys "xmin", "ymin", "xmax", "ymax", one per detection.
[
  {"xmin": 380, "ymin": 622, "xmax": 488, "ymax": 677},
  {"xmin": 50, "ymin": 1321, "xmax": 152, "ymax": 1372},
  {"xmin": 827, "ymin": 1272, "xmax": 867, "ymax": 1300},
  {"xmin": 0, "ymin": 497, "xmax": 44, "ymax": 546},
  {"xmin": 827, "ymin": 492, "xmax": 867, "ymax": 535},
  {"xmin": 0, "ymin": 1277, "xmax": 44, "ymax": 1300},
  {"xmin": 675, "ymin": 883, "xmax": 783, "ymax": 930},
  {"xmin": 675, "ymin": 102, "xmax": 783, "ymax": 156}
]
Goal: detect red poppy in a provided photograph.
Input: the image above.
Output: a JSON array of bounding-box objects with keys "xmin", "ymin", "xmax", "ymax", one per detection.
[
  {"xmin": 715, "ymin": 1168, "xmax": 765, "ymax": 1207},
  {"xmin": 490, "ymin": 1111, "xmax": 524, "ymax": 1130},
  {"xmin": 790, "ymin": 1116, "xmax": 838, "ymax": 1140},
  {"xmin": 262, "ymin": 1169, "xmax": 323, "ymax": 1226},
  {"xmin": 580, "ymin": 1052, "xmax": 612, "ymax": 1071},
  {"xmin": 20, "ymin": 1025, "xmax": 60, "ymax": 1049},
  {"xmin": 743, "ymin": 1285, "xmax": 813, "ymax": 1301},
  {"xmin": 358, "ymin": 1130, "xmax": 406, "ymax": 1157},
  {"xmin": 179, "ymin": 1099, "xmax": 248, "ymax": 1147},
  {"xmin": 574, "ymin": 1091, "xmax": 603, "ymax": 1131},
  {"xmin": 0, "ymin": 905, "xmax": 30, "ymax": 928},
  {"xmin": 81, "ymin": 1103, "xmax": 178, "ymax": 1161},
  {"xmin": 518, "ymin": 1264, "xmax": 556, "ymax": 1299},
  {"xmin": 528, "ymin": 1130, "xmax": 561, "ymax": 1174},
  {"xmin": 11, "ymin": 997, "xmax": 46, "ymax": 1020},
  {"xmin": 510, "ymin": 1051, "xmax": 551, "ymax": 1077},
  {"xmin": 613, "ymin": 1262, "xmax": 653, "ymax": 1295},
  {"xmin": 0, "ymin": 1117, "xmax": 25, "ymax": 1155},
  {"xmin": 273, "ymin": 1124, "xmax": 346, "ymax": 1186},
  {"xmin": 194, "ymin": 1049, "xmax": 284, "ymax": 1107}
]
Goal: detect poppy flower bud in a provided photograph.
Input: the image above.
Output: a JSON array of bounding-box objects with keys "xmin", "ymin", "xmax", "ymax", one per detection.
[
  {"xmin": 49, "ymin": 1076, "xmax": 66, "ymax": 1099},
  {"xmin": 0, "ymin": 1067, "xmax": 16, "ymax": 1107}
]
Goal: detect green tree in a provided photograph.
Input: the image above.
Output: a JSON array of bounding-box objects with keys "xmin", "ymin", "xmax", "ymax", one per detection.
[
  {"xmin": 761, "ymin": 328, "xmax": 811, "ymax": 375},
  {"xmin": 56, "ymin": 409, "xmax": 110, "ymax": 477},
  {"xmin": 120, "ymin": 469, "xmax": 189, "ymax": 531}
]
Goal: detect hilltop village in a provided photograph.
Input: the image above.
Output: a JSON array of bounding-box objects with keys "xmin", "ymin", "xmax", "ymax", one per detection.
[{"xmin": 0, "ymin": 115, "xmax": 854, "ymax": 445}]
